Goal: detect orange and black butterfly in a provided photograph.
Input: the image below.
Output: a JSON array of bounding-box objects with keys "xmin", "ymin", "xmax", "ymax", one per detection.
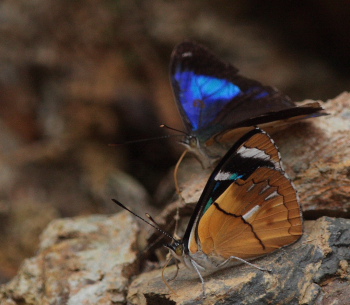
[
  {"xmin": 113, "ymin": 128, "xmax": 302, "ymax": 295},
  {"xmin": 164, "ymin": 128, "xmax": 302, "ymax": 292}
]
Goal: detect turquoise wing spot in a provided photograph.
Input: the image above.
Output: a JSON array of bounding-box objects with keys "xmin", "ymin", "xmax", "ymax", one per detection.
[
  {"xmin": 203, "ymin": 198, "xmax": 214, "ymax": 214},
  {"xmin": 203, "ymin": 173, "xmax": 243, "ymax": 214},
  {"xmin": 230, "ymin": 173, "xmax": 243, "ymax": 180}
]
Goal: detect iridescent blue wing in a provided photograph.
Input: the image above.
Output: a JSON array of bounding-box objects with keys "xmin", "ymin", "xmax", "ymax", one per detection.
[{"xmin": 170, "ymin": 41, "xmax": 324, "ymax": 144}]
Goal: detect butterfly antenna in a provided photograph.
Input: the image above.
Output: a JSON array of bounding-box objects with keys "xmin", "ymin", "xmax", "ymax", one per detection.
[
  {"xmin": 112, "ymin": 199, "xmax": 178, "ymax": 243},
  {"xmin": 145, "ymin": 213, "xmax": 162, "ymax": 228},
  {"xmin": 160, "ymin": 124, "xmax": 190, "ymax": 137},
  {"xmin": 139, "ymin": 228, "xmax": 169, "ymax": 256},
  {"xmin": 109, "ymin": 124, "xmax": 188, "ymax": 146},
  {"xmin": 108, "ymin": 134, "xmax": 183, "ymax": 146}
]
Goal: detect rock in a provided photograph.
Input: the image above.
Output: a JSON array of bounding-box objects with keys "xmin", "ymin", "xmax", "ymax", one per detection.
[
  {"xmin": 274, "ymin": 92, "xmax": 350, "ymax": 217},
  {"xmin": 127, "ymin": 217, "xmax": 350, "ymax": 305},
  {"xmin": 0, "ymin": 212, "xmax": 139, "ymax": 305}
]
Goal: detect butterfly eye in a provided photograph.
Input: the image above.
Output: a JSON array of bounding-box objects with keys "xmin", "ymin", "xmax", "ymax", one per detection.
[
  {"xmin": 188, "ymin": 136, "xmax": 199, "ymax": 149},
  {"xmin": 175, "ymin": 244, "xmax": 184, "ymax": 256}
]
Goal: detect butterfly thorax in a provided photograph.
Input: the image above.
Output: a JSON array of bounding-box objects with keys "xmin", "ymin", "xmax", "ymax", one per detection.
[{"xmin": 166, "ymin": 239, "xmax": 230, "ymax": 274}]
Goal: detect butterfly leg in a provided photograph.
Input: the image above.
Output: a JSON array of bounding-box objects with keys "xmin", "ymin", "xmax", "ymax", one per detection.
[
  {"xmin": 173, "ymin": 207, "xmax": 181, "ymax": 241},
  {"xmin": 162, "ymin": 255, "xmax": 178, "ymax": 295},
  {"xmin": 190, "ymin": 259, "xmax": 207, "ymax": 298},
  {"xmin": 173, "ymin": 150, "xmax": 188, "ymax": 241},
  {"xmin": 174, "ymin": 149, "xmax": 188, "ymax": 196},
  {"xmin": 167, "ymin": 258, "xmax": 180, "ymax": 282},
  {"xmin": 218, "ymin": 256, "xmax": 272, "ymax": 272}
]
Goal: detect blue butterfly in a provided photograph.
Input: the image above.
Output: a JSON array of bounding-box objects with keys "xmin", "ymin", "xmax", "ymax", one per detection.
[{"xmin": 170, "ymin": 41, "xmax": 326, "ymax": 167}]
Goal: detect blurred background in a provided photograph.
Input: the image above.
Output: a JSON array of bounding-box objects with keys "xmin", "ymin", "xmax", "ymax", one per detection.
[{"xmin": 0, "ymin": 0, "xmax": 349, "ymax": 283}]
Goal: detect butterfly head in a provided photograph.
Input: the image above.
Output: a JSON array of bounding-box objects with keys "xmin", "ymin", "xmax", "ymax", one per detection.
[
  {"xmin": 179, "ymin": 135, "xmax": 215, "ymax": 168},
  {"xmin": 181, "ymin": 134, "xmax": 199, "ymax": 150},
  {"xmin": 164, "ymin": 239, "xmax": 185, "ymax": 261}
]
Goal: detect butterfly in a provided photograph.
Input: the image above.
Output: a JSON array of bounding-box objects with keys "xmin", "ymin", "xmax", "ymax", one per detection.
[
  {"xmin": 163, "ymin": 127, "xmax": 303, "ymax": 295},
  {"xmin": 170, "ymin": 41, "xmax": 326, "ymax": 168}
]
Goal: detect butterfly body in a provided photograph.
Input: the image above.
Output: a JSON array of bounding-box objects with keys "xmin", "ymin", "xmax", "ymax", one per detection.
[
  {"xmin": 165, "ymin": 128, "xmax": 303, "ymax": 285},
  {"xmin": 171, "ymin": 41, "xmax": 326, "ymax": 167}
]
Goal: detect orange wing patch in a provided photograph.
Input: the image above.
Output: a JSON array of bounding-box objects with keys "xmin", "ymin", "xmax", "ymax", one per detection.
[
  {"xmin": 244, "ymin": 133, "xmax": 281, "ymax": 167},
  {"xmin": 197, "ymin": 167, "xmax": 302, "ymax": 260}
]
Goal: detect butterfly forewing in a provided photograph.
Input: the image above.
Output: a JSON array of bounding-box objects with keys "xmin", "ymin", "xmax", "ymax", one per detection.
[{"xmin": 170, "ymin": 41, "xmax": 325, "ymax": 146}]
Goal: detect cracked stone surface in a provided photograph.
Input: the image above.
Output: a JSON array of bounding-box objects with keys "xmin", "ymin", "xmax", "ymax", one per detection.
[{"xmin": 0, "ymin": 212, "xmax": 139, "ymax": 305}]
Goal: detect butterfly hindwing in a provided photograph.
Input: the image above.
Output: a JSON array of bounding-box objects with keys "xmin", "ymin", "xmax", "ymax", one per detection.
[
  {"xmin": 198, "ymin": 167, "xmax": 302, "ymax": 259},
  {"xmin": 185, "ymin": 128, "xmax": 302, "ymax": 259}
]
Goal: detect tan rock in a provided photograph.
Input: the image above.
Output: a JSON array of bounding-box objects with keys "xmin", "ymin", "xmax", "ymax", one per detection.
[{"xmin": 0, "ymin": 212, "xmax": 139, "ymax": 305}]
